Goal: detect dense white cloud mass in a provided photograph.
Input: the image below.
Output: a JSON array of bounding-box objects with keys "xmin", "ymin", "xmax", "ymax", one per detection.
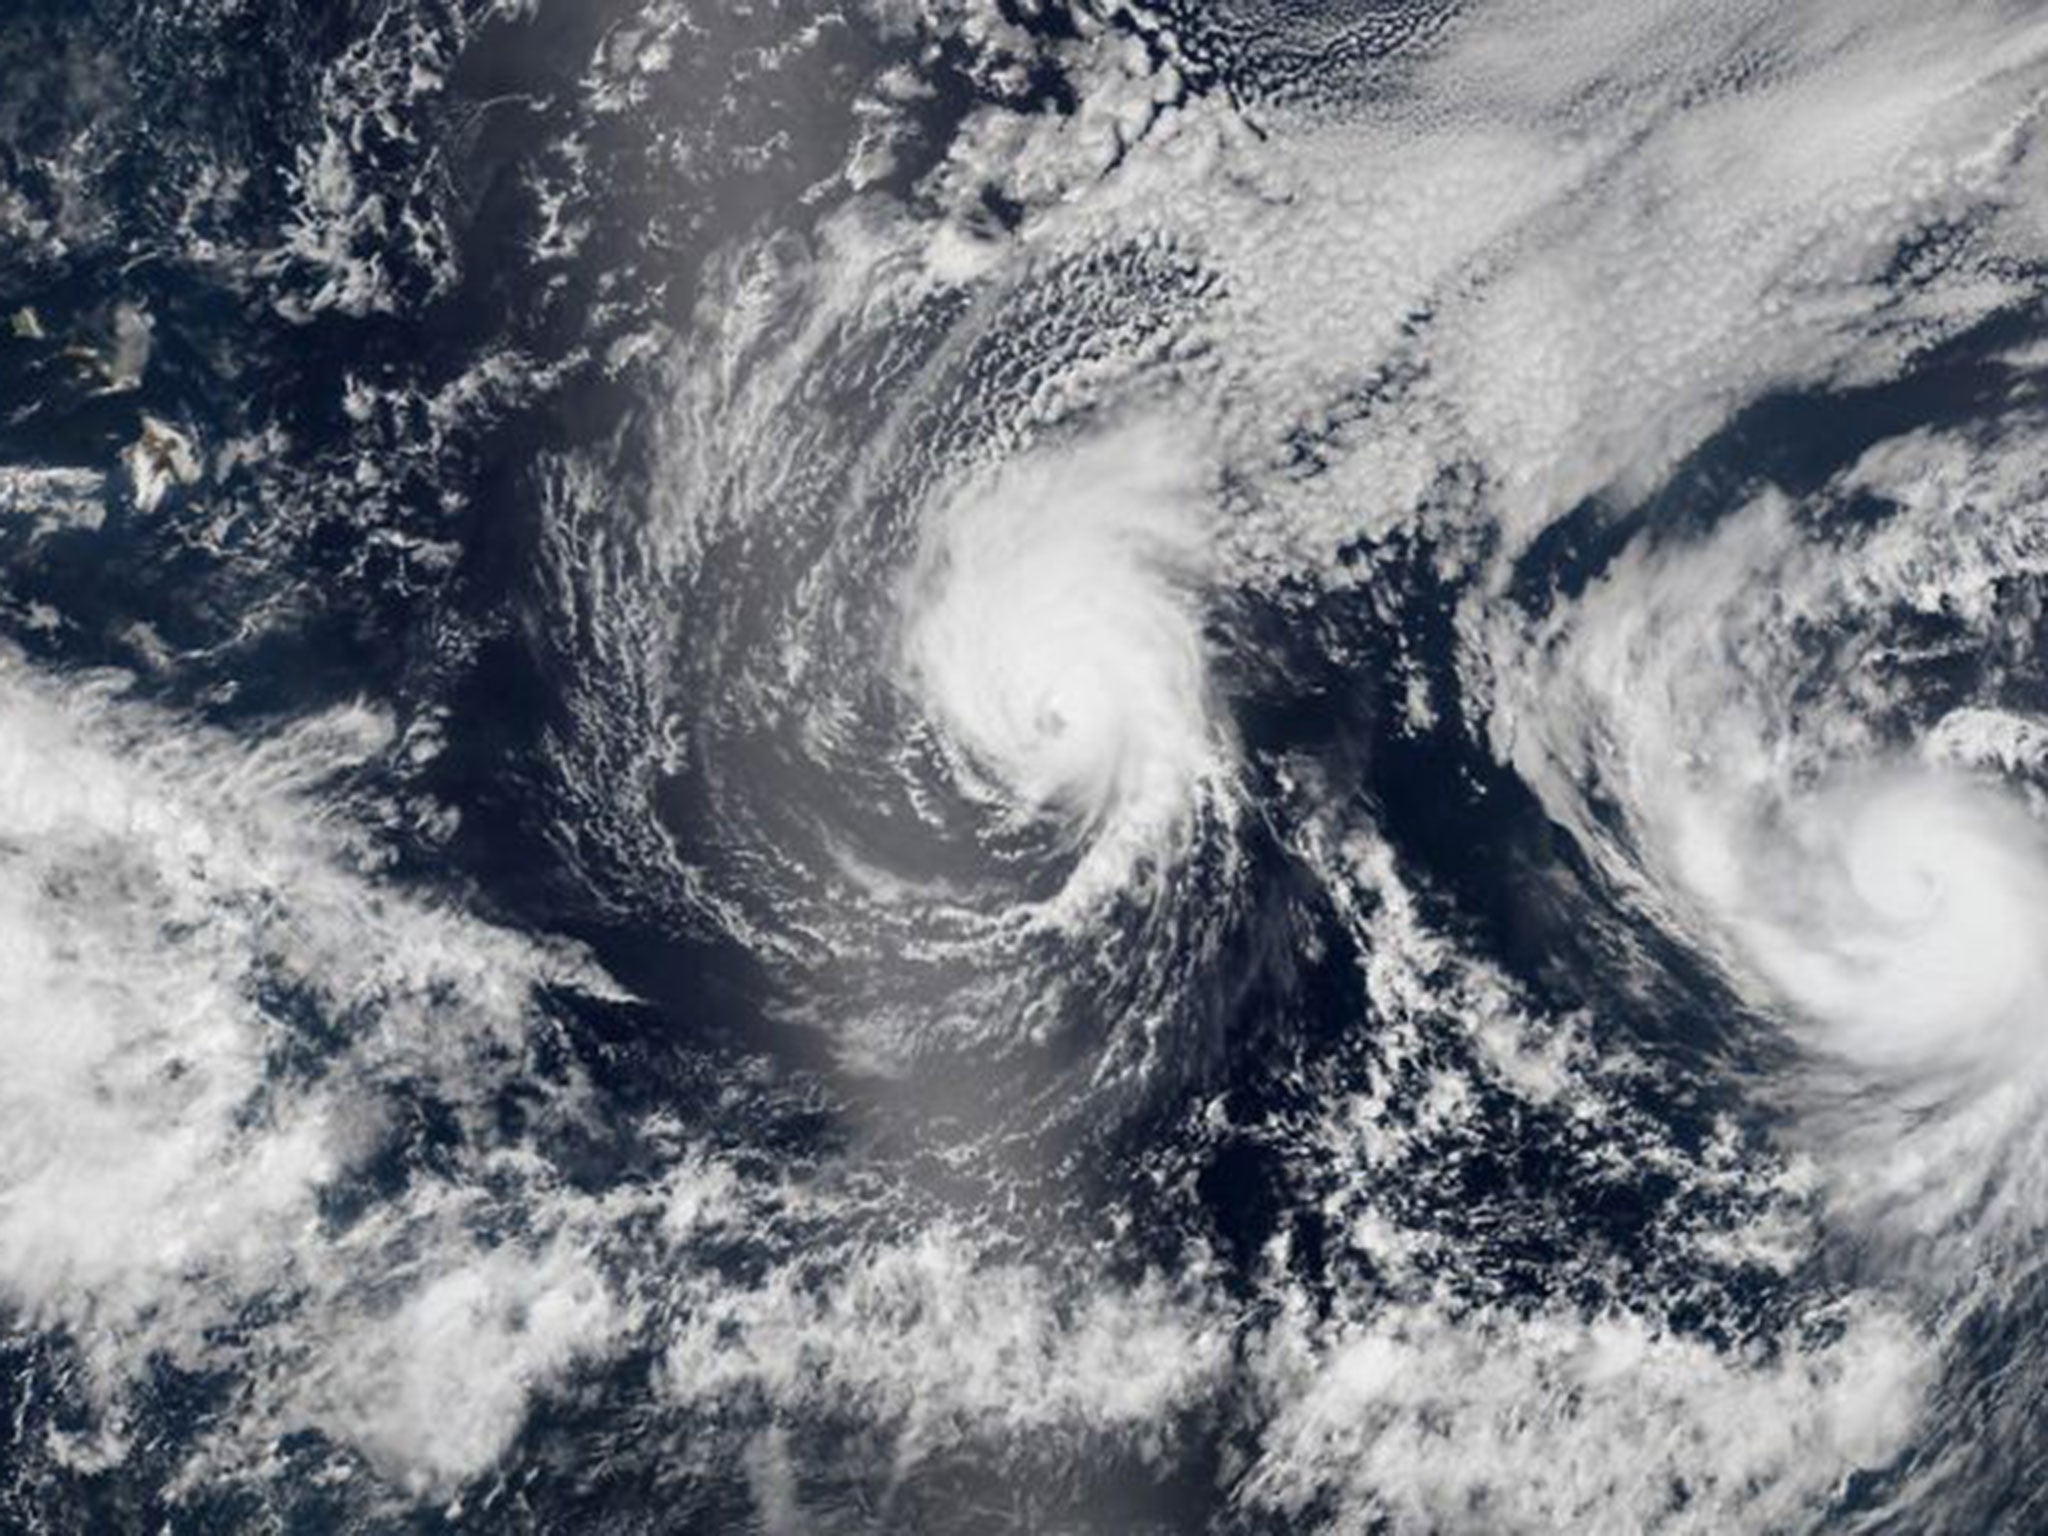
[
  {"xmin": 972, "ymin": 0, "xmax": 2048, "ymax": 573},
  {"xmin": 901, "ymin": 420, "xmax": 1234, "ymax": 912},
  {"xmin": 1242, "ymin": 1299, "xmax": 1924, "ymax": 1536},
  {"xmin": 1488, "ymin": 488, "xmax": 2044, "ymax": 1073},
  {"xmin": 0, "ymin": 647, "xmax": 625, "ymax": 1492},
  {"xmin": 661, "ymin": 1226, "xmax": 1228, "ymax": 1454}
]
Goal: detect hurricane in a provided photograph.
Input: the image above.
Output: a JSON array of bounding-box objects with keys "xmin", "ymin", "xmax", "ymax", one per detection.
[{"xmin": 8, "ymin": 0, "xmax": 2048, "ymax": 1531}]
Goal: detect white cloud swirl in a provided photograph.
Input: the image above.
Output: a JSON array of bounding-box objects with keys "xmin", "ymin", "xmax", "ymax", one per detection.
[
  {"xmin": 1676, "ymin": 769, "xmax": 2048, "ymax": 1081},
  {"xmin": 901, "ymin": 418, "xmax": 1234, "ymax": 913}
]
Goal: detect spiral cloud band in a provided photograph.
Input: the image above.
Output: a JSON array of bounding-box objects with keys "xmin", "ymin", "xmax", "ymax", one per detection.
[{"xmin": 902, "ymin": 421, "xmax": 1231, "ymax": 912}]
